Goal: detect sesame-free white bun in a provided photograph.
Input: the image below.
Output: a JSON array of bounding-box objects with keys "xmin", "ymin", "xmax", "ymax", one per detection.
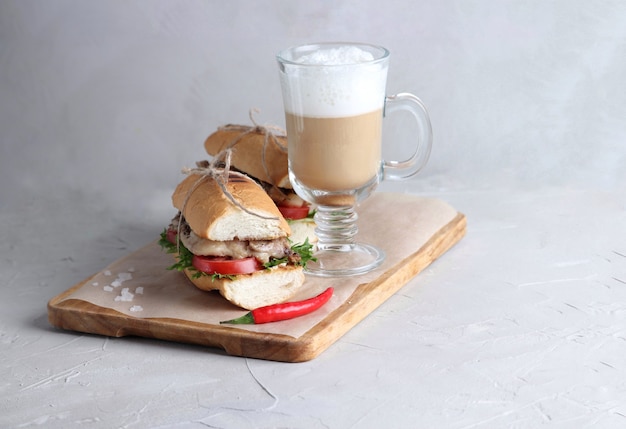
[
  {"xmin": 183, "ymin": 265, "xmax": 305, "ymax": 310},
  {"xmin": 172, "ymin": 172, "xmax": 291, "ymax": 241}
]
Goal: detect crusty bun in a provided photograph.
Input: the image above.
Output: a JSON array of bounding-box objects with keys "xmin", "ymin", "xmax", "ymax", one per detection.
[
  {"xmin": 204, "ymin": 127, "xmax": 291, "ymax": 189},
  {"xmin": 183, "ymin": 265, "xmax": 305, "ymax": 310},
  {"xmin": 172, "ymin": 172, "xmax": 290, "ymax": 241}
]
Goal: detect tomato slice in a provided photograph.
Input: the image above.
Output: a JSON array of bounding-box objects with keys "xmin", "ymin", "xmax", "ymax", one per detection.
[
  {"xmin": 166, "ymin": 228, "xmax": 177, "ymax": 244},
  {"xmin": 278, "ymin": 205, "xmax": 310, "ymax": 220},
  {"xmin": 192, "ymin": 255, "xmax": 262, "ymax": 275}
]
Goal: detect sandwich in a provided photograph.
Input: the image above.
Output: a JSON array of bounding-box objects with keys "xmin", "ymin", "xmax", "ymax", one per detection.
[
  {"xmin": 203, "ymin": 125, "xmax": 317, "ymax": 245},
  {"xmin": 159, "ymin": 167, "xmax": 314, "ymax": 310}
]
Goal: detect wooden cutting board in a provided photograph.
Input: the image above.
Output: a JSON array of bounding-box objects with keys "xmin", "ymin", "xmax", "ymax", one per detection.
[{"xmin": 48, "ymin": 193, "xmax": 466, "ymax": 362}]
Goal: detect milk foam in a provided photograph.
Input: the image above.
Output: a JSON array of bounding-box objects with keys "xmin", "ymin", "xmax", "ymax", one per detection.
[
  {"xmin": 279, "ymin": 46, "xmax": 388, "ymax": 117},
  {"xmin": 296, "ymin": 46, "xmax": 375, "ymax": 65}
]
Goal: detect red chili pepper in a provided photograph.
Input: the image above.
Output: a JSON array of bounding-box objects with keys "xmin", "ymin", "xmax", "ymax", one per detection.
[{"xmin": 220, "ymin": 287, "xmax": 334, "ymax": 325}]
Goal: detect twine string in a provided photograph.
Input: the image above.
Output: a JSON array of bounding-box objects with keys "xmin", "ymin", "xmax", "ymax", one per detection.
[
  {"xmin": 218, "ymin": 109, "xmax": 288, "ymax": 197},
  {"xmin": 176, "ymin": 146, "xmax": 279, "ymax": 253}
]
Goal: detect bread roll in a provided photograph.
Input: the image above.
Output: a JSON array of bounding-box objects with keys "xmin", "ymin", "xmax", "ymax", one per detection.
[
  {"xmin": 204, "ymin": 127, "xmax": 291, "ymax": 189},
  {"xmin": 183, "ymin": 265, "xmax": 305, "ymax": 310},
  {"xmin": 172, "ymin": 173, "xmax": 290, "ymax": 241}
]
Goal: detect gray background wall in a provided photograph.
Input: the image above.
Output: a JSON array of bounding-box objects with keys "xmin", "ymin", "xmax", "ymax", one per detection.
[{"xmin": 2, "ymin": 1, "xmax": 625, "ymax": 225}]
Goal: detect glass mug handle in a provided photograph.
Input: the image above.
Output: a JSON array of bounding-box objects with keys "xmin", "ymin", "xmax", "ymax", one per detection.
[{"xmin": 382, "ymin": 93, "xmax": 433, "ymax": 180}]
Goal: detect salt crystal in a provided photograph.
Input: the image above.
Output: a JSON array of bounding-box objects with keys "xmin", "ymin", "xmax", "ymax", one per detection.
[
  {"xmin": 129, "ymin": 305, "xmax": 143, "ymax": 312},
  {"xmin": 111, "ymin": 280, "xmax": 122, "ymax": 288},
  {"xmin": 135, "ymin": 287, "xmax": 144, "ymax": 295},
  {"xmin": 103, "ymin": 286, "xmax": 113, "ymax": 292},
  {"xmin": 118, "ymin": 272, "xmax": 132, "ymax": 282},
  {"xmin": 114, "ymin": 287, "xmax": 134, "ymax": 302},
  {"xmin": 127, "ymin": 267, "xmax": 135, "ymax": 272},
  {"xmin": 91, "ymin": 282, "xmax": 99, "ymax": 287},
  {"xmin": 104, "ymin": 270, "xmax": 112, "ymax": 276}
]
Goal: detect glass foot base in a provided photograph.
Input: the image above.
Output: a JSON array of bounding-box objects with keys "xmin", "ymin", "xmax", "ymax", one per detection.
[{"xmin": 304, "ymin": 243, "xmax": 385, "ymax": 277}]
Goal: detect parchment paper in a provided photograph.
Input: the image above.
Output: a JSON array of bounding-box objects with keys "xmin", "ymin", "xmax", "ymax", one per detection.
[{"xmin": 60, "ymin": 193, "xmax": 459, "ymax": 338}]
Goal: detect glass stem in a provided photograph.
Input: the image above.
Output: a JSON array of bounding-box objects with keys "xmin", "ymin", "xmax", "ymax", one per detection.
[{"xmin": 313, "ymin": 205, "xmax": 358, "ymax": 252}]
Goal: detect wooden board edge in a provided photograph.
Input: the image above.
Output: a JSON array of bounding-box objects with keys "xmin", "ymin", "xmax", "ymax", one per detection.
[{"xmin": 48, "ymin": 297, "xmax": 304, "ymax": 358}]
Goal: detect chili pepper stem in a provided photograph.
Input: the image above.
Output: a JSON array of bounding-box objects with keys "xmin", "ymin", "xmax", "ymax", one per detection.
[{"xmin": 220, "ymin": 312, "xmax": 255, "ymax": 325}]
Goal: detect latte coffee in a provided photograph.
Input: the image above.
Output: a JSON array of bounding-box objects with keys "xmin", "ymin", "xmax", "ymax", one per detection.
[
  {"xmin": 286, "ymin": 110, "xmax": 382, "ymax": 191},
  {"xmin": 279, "ymin": 45, "xmax": 388, "ymax": 198},
  {"xmin": 277, "ymin": 43, "xmax": 433, "ymax": 275}
]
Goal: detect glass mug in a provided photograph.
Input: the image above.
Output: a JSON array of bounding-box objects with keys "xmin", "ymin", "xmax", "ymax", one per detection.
[{"xmin": 277, "ymin": 42, "xmax": 432, "ymax": 277}]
